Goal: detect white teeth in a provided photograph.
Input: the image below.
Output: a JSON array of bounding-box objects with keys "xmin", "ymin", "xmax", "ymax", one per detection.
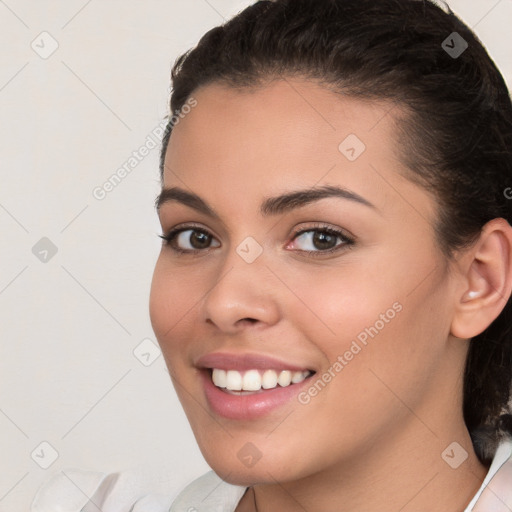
[
  {"xmin": 261, "ymin": 369, "xmax": 278, "ymax": 389},
  {"xmin": 211, "ymin": 368, "xmax": 312, "ymax": 392},
  {"xmin": 291, "ymin": 370, "xmax": 307, "ymax": 384},
  {"xmin": 226, "ymin": 370, "xmax": 242, "ymax": 390},
  {"xmin": 278, "ymin": 370, "xmax": 292, "ymax": 387},
  {"xmin": 212, "ymin": 368, "xmax": 227, "ymax": 388},
  {"xmin": 242, "ymin": 369, "xmax": 261, "ymax": 391}
]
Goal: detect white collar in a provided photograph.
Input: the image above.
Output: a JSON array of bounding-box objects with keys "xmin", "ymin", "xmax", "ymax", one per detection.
[{"xmin": 463, "ymin": 437, "xmax": 512, "ymax": 511}]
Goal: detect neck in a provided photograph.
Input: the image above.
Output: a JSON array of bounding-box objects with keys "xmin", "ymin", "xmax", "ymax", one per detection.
[{"xmin": 238, "ymin": 419, "xmax": 489, "ymax": 512}]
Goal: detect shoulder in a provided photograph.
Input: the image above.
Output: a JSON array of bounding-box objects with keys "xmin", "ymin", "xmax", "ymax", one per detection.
[
  {"xmin": 30, "ymin": 467, "xmax": 174, "ymax": 512},
  {"xmin": 169, "ymin": 470, "xmax": 248, "ymax": 512},
  {"xmin": 30, "ymin": 468, "xmax": 115, "ymax": 512},
  {"xmin": 30, "ymin": 466, "xmax": 246, "ymax": 512},
  {"xmin": 466, "ymin": 436, "xmax": 512, "ymax": 511}
]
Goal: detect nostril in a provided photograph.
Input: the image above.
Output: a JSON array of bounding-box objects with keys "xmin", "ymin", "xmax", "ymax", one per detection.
[{"xmin": 235, "ymin": 318, "xmax": 258, "ymax": 328}]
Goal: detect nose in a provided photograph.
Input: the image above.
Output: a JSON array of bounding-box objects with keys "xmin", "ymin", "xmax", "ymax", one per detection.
[{"xmin": 201, "ymin": 253, "xmax": 281, "ymax": 334}]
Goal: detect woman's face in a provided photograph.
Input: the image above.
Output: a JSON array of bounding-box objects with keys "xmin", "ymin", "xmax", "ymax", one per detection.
[{"xmin": 150, "ymin": 79, "xmax": 467, "ymax": 484}]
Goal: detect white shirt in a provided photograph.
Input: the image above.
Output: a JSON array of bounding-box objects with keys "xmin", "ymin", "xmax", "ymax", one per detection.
[{"xmin": 31, "ymin": 438, "xmax": 512, "ymax": 512}]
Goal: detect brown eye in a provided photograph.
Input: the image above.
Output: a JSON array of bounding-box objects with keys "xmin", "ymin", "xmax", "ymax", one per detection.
[
  {"xmin": 184, "ymin": 230, "xmax": 212, "ymax": 249},
  {"xmin": 159, "ymin": 228, "xmax": 220, "ymax": 253},
  {"xmin": 291, "ymin": 227, "xmax": 353, "ymax": 254}
]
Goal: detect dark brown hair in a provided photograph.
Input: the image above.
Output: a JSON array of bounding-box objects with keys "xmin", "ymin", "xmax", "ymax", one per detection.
[{"xmin": 159, "ymin": 0, "xmax": 512, "ymax": 463}]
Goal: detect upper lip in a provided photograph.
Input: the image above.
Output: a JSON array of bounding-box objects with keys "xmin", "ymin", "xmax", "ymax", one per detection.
[{"xmin": 196, "ymin": 352, "xmax": 315, "ymax": 372}]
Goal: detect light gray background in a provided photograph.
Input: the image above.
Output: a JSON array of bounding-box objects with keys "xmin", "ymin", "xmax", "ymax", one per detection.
[{"xmin": 0, "ymin": 1, "xmax": 511, "ymax": 510}]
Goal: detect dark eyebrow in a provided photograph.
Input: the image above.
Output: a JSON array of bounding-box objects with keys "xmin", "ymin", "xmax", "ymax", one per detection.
[{"xmin": 155, "ymin": 184, "xmax": 378, "ymax": 218}]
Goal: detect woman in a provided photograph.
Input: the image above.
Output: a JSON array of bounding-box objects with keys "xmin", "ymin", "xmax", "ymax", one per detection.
[{"xmin": 32, "ymin": 0, "xmax": 512, "ymax": 510}]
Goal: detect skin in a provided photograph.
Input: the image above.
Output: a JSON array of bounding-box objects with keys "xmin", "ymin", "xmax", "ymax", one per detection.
[{"xmin": 149, "ymin": 78, "xmax": 512, "ymax": 512}]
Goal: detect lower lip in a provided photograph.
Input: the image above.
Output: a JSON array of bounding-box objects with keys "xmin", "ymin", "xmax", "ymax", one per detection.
[{"xmin": 200, "ymin": 369, "xmax": 314, "ymax": 420}]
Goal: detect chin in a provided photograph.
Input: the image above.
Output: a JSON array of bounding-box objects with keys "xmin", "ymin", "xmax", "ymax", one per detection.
[
  {"xmin": 201, "ymin": 445, "xmax": 310, "ymax": 487},
  {"xmin": 212, "ymin": 465, "xmax": 293, "ymax": 487}
]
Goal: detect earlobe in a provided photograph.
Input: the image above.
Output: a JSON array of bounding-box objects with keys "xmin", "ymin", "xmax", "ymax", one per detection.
[{"xmin": 450, "ymin": 218, "xmax": 512, "ymax": 339}]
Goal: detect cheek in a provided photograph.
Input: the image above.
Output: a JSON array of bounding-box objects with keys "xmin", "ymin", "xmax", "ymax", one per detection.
[
  {"xmin": 285, "ymin": 263, "xmax": 398, "ymax": 353},
  {"xmin": 149, "ymin": 257, "xmax": 198, "ymax": 357},
  {"xmin": 287, "ymin": 259, "xmax": 446, "ymax": 403}
]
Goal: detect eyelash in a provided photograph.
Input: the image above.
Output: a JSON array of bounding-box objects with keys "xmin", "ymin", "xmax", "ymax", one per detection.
[{"xmin": 158, "ymin": 222, "xmax": 355, "ymax": 258}]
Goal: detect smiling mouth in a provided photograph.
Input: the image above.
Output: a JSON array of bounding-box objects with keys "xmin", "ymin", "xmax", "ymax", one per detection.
[{"xmin": 208, "ymin": 368, "xmax": 316, "ymax": 394}]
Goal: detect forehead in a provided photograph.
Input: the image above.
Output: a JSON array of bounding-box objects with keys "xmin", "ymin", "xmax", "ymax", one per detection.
[
  {"xmin": 162, "ymin": 78, "xmax": 435, "ymax": 224},
  {"xmin": 166, "ymin": 78, "xmax": 401, "ymax": 163}
]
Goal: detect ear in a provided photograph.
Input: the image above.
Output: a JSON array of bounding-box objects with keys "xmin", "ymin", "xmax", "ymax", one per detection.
[{"xmin": 451, "ymin": 218, "xmax": 512, "ymax": 339}]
